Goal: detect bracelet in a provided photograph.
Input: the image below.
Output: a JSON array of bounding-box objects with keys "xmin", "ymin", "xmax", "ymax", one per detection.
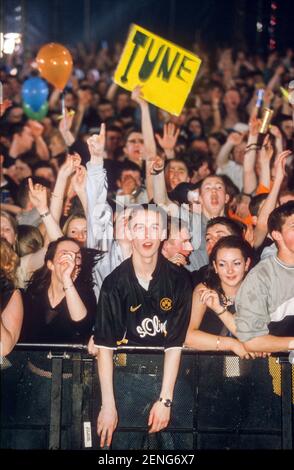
[
  {"xmin": 216, "ymin": 337, "xmax": 221, "ymax": 351},
  {"xmin": 63, "ymin": 284, "xmax": 74, "ymax": 291},
  {"xmin": 150, "ymin": 166, "xmax": 164, "ymax": 176},
  {"xmin": 39, "ymin": 210, "xmax": 50, "ymax": 218},
  {"xmin": 246, "ymin": 143, "xmax": 258, "ymax": 150},
  {"xmin": 215, "ymin": 306, "xmax": 227, "ymax": 316}
]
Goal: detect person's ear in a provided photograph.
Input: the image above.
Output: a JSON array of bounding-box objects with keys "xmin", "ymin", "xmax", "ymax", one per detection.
[
  {"xmin": 245, "ymin": 258, "xmax": 251, "ymax": 272},
  {"xmin": 160, "ymin": 228, "xmax": 167, "ymax": 241},
  {"xmin": 116, "ymin": 179, "xmax": 122, "ymax": 189},
  {"xmin": 161, "ymin": 241, "xmax": 168, "ymax": 256},
  {"xmin": 271, "ymin": 230, "xmax": 282, "ymax": 244},
  {"xmin": 225, "ymin": 193, "xmax": 230, "ymax": 204},
  {"xmin": 213, "ymin": 260, "xmax": 218, "ymax": 273},
  {"xmin": 47, "ymin": 260, "xmax": 54, "ymax": 272}
]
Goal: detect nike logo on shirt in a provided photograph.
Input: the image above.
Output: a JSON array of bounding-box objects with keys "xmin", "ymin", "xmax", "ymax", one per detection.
[{"xmin": 130, "ymin": 304, "xmax": 142, "ymax": 313}]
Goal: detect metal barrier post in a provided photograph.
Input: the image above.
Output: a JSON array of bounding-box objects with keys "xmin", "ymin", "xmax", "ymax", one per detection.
[
  {"xmin": 82, "ymin": 359, "xmax": 94, "ymax": 449},
  {"xmin": 71, "ymin": 353, "xmax": 83, "ymax": 449},
  {"xmin": 49, "ymin": 357, "xmax": 63, "ymax": 449},
  {"xmin": 281, "ymin": 361, "xmax": 293, "ymax": 449}
]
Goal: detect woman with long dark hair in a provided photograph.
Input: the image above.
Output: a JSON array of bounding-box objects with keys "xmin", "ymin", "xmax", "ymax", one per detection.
[
  {"xmin": 185, "ymin": 235, "xmax": 254, "ymax": 358},
  {"xmin": 20, "ymin": 236, "xmax": 97, "ymax": 344}
]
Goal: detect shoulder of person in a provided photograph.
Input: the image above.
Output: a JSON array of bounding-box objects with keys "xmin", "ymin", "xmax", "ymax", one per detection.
[
  {"xmin": 164, "ymin": 258, "xmax": 192, "ymax": 286},
  {"xmin": 102, "ymin": 257, "xmax": 132, "ymax": 288},
  {"xmin": 237, "ymin": 256, "xmax": 276, "ymax": 294}
]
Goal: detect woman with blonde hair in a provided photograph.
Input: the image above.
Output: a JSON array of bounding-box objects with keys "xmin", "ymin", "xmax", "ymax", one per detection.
[{"xmin": 0, "ymin": 237, "xmax": 23, "ymax": 356}]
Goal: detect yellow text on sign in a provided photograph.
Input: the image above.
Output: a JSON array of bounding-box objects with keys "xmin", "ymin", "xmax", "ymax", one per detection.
[{"xmin": 114, "ymin": 24, "xmax": 202, "ymax": 116}]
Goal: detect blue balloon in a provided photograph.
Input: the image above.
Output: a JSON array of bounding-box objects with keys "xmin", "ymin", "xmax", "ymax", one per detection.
[{"xmin": 22, "ymin": 77, "xmax": 49, "ymax": 112}]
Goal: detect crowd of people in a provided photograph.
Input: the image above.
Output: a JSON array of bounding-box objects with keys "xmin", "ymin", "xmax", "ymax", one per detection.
[{"xmin": 1, "ymin": 41, "xmax": 294, "ymax": 447}]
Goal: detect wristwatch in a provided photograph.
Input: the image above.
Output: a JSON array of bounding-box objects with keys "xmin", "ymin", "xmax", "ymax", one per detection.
[{"xmin": 159, "ymin": 397, "xmax": 172, "ymax": 408}]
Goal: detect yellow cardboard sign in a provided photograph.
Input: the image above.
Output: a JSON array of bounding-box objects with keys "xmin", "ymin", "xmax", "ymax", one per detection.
[{"xmin": 114, "ymin": 24, "xmax": 202, "ymax": 116}]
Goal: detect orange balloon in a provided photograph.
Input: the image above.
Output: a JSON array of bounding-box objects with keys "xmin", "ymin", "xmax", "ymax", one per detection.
[{"xmin": 36, "ymin": 43, "xmax": 73, "ymax": 91}]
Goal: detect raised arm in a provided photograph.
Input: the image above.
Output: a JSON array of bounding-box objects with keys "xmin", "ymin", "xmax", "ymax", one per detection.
[
  {"xmin": 266, "ymin": 64, "xmax": 285, "ymax": 94},
  {"xmin": 269, "ymin": 125, "xmax": 284, "ymax": 156},
  {"xmin": 72, "ymin": 89, "xmax": 91, "ymax": 138},
  {"xmin": 258, "ymin": 134, "xmax": 273, "ymax": 190},
  {"xmin": 253, "ymin": 150, "xmax": 291, "ymax": 248},
  {"xmin": 59, "ymin": 251, "xmax": 88, "ymax": 322},
  {"xmin": 28, "ymin": 178, "xmax": 63, "ymax": 241},
  {"xmin": 216, "ymin": 132, "xmax": 242, "ymax": 169},
  {"xmin": 49, "ymin": 88, "xmax": 61, "ymax": 110},
  {"xmin": 58, "ymin": 111, "xmax": 75, "ymax": 147},
  {"xmin": 131, "ymin": 86, "xmax": 156, "ymax": 201},
  {"xmin": 210, "ymin": 88, "xmax": 222, "ymax": 132},
  {"xmin": 86, "ymin": 123, "xmax": 113, "ymax": 251},
  {"xmin": 106, "ymin": 82, "xmax": 118, "ymax": 102},
  {"xmin": 50, "ymin": 154, "xmax": 80, "ymax": 223},
  {"xmin": 28, "ymin": 120, "xmax": 49, "ymax": 161},
  {"xmin": 243, "ymin": 117, "xmax": 260, "ymax": 194},
  {"xmin": 71, "ymin": 165, "xmax": 88, "ymax": 214}
]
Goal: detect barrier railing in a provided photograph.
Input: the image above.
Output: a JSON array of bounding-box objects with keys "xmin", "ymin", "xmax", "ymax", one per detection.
[{"xmin": 1, "ymin": 344, "xmax": 293, "ymax": 450}]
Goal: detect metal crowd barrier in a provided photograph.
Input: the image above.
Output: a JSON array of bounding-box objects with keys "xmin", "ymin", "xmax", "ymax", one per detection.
[{"xmin": 0, "ymin": 344, "xmax": 293, "ymax": 450}]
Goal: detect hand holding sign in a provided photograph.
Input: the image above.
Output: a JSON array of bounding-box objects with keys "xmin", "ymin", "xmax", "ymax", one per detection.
[
  {"xmin": 114, "ymin": 24, "xmax": 201, "ymax": 116},
  {"xmin": 131, "ymin": 85, "xmax": 145, "ymax": 106}
]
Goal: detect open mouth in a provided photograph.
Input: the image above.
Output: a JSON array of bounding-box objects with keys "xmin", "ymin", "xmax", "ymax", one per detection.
[
  {"xmin": 211, "ymin": 198, "xmax": 219, "ymax": 206},
  {"xmin": 142, "ymin": 242, "xmax": 153, "ymax": 249}
]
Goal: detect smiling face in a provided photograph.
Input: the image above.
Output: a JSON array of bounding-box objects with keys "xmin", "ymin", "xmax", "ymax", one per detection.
[
  {"xmin": 213, "ymin": 247, "xmax": 250, "ymax": 290},
  {"xmin": 127, "ymin": 209, "xmax": 166, "ymax": 259},
  {"xmin": 199, "ymin": 176, "xmax": 229, "ymax": 218}
]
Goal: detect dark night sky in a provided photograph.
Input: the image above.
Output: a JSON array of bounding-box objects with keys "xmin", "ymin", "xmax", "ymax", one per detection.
[{"xmin": 2, "ymin": 0, "xmax": 294, "ymax": 53}]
